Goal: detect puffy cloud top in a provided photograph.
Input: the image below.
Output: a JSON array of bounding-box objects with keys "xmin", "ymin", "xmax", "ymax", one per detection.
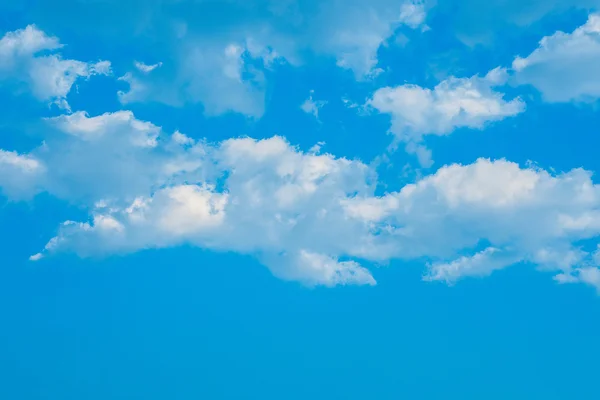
[
  {"xmin": 512, "ymin": 13, "xmax": 600, "ymax": 102},
  {"xmin": 369, "ymin": 68, "xmax": 525, "ymax": 166},
  {"xmin": 0, "ymin": 25, "xmax": 110, "ymax": 110}
]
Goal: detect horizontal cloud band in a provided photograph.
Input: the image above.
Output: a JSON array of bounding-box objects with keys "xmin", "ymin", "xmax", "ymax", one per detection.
[{"xmin": 1, "ymin": 110, "xmax": 599, "ymax": 290}]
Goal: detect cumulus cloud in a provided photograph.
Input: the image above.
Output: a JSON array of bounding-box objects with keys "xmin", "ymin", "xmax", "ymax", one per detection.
[
  {"xmin": 343, "ymin": 158, "xmax": 600, "ymax": 291},
  {"xmin": 0, "ymin": 1, "xmax": 430, "ymax": 118},
  {"xmin": 512, "ymin": 13, "xmax": 600, "ymax": 102},
  {"xmin": 0, "ymin": 25, "xmax": 111, "ymax": 110},
  {"xmin": 2, "ymin": 109, "xmax": 600, "ymax": 291},
  {"xmin": 0, "ymin": 111, "xmax": 175, "ymax": 203},
  {"xmin": 369, "ymin": 68, "xmax": 525, "ymax": 166},
  {"xmin": 0, "ymin": 110, "xmax": 376, "ymax": 286}
]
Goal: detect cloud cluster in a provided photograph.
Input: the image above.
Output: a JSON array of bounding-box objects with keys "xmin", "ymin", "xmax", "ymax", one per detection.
[
  {"xmin": 14, "ymin": 111, "xmax": 377, "ymax": 286},
  {"xmin": 2, "ymin": 7, "xmax": 600, "ymax": 293},
  {"xmin": 2, "ymin": 110, "xmax": 600, "ymax": 291},
  {"xmin": 5, "ymin": 0, "xmax": 597, "ymax": 118},
  {"xmin": 0, "ymin": 25, "xmax": 111, "ymax": 110},
  {"xmin": 369, "ymin": 68, "xmax": 525, "ymax": 166},
  {"xmin": 71, "ymin": 0, "xmax": 429, "ymax": 116},
  {"xmin": 366, "ymin": 12, "xmax": 600, "ymax": 168},
  {"xmin": 345, "ymin": 158, "xmax": 600, "ymax": 288}
]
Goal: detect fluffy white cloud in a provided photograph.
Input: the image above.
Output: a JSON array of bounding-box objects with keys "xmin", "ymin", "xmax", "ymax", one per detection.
[
  {"xmin": 262, "ymin": 251, "xmax": 377, "ymax": 287},
  {"xmin": 343, "ymin": 158, "xmax": 600, "ymax": 291},
  {"xmin": 2, "ymin": 109, "xmax": 600, "ymax": 291},
  {"xmin": 554, "ymin": 245, "xmax": 600, "ymax": 292},
  {"xmin": 91, "ymin": 0, "xmax": 428, "ymax": 115},
  {"xmin": 512, "ymin": 13, "xmax": 600, "ymax": 102},
  {"xmin": 369, "ymin": 68, "xmax": 525, "ymax": 166},
  {"xmin": 293, "ymin": 0, "xmax": 428, "ymax": 78},
  {"xmin": 0, "ymin": 25, "xmax": 111, "ymax": 110},
  {"xmin": 576, "ymin": 267, "xmax": 600, "ymax": 290},
  {"xmin": 1, "ymin": 110, "xmax": 376, "ymax": 286},
  {"xmin": 0, "ymin": 111, "xmax": 178, "ymax": 204},
  {"xmin": 425, "ymin": 248, "xmax": 521, "ymax": 284},
  {"xmin": 314, "ymin": 3, "xmax": 413, "ymax": 77},
  {"xmin": 182, "ymin": 42, "xmax": 273, "ymax": 117}
]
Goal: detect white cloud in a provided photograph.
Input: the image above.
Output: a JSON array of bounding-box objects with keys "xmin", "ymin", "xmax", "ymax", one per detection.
[
  {"xmin": 340, "ymin": 158, "xmax": 600, "ymax": 291},
  {"xmin": 555, "ymin": 245, "xmax": 600, "ymax": 292},
  {"xmin": 109, "ymin": 0, "xmax": 429, "ymax": 111},
  {"xmin": 13, "ymin": 113, "xmax": 375, "ymax": 286},
  {"xmin": 0, "ymin": 25, "xmax": 111, "ymax": 110},
  {"xmin": 577, "ymin": 267, "xmax": 600, "ymax": 290},
  {"xmin": 399, "ymin": 0, "xmax": 428, "ymax": 29},
  {"xmin": 134, "ymin": 61, "xmax": 163, "ymax": 73},
  {"xmin": 0, "ymin": 149, "xmax": 43, "ymax": 171},
  {"xmin": 300, "ymin": 91, "xmax": 327, "ymax": 120},
  {"xmin": 28, "ymin": 252, "xmax": 44, "ymax": 261},
  {"xmin": 369, "ymin": 68, "xmax": 525, "ymax": 166},
  {"xmin": 262, "ymin": 251, "xmax": 377, "ymax": 287},
  {"xmin": 12, "ymin": 111, "xmax": 171, "ymax": 204},
  {"xmin": 512, "ymin": 13, "xmax": 600, "ymax": 102},
  {"xmin": 311, "ymin": 0, "xmax": 428, "ymax": 78},
  {"xmin": 48, "ymin": 110, "xmax": 160, "ymax": 148},
  {"xmin": 117, "ymin": 72, "xmax": 157, "ymax": 105},
  {"xmin": 0, "ymin": 24, "xmax": 61, "ymax": 56},
  {"xmin": 424, "ymin": 248, "xmax": 520, "ymax": 284},
  {"xmin": 0, "ymin": 149, "xmax": 45, "ymax": 199},
  {"xmin": 119, "ymin": 40, "xmax": 275, "ymax": 117},
  {"xmin": 183, "ymin": 42, "xmax": 270, "ymax": 117},
  {"xmin": 2, "ymin": 109, "xmax": 600, "ymax": 291}
]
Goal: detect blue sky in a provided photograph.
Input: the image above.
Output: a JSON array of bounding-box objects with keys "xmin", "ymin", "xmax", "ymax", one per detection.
[{"xmin": 2, "ymin": 0, "xmax": 600, "ymax": 398}]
